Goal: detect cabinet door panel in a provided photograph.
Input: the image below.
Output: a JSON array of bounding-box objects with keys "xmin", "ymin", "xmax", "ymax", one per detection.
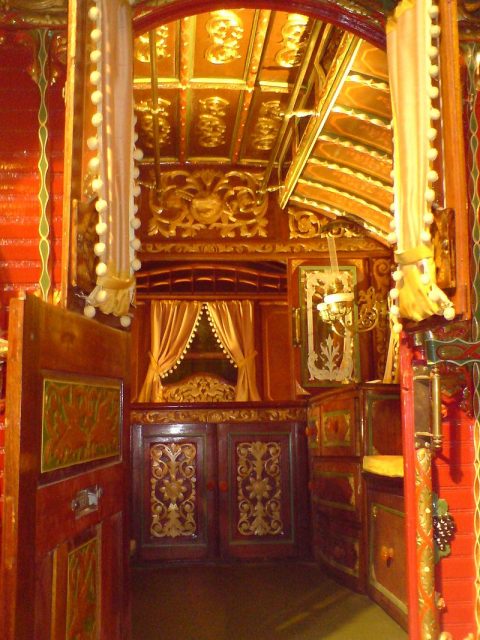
[
  {"xmin": 217, "ymin": 422, "xmax": 306, "ymax": 559},
  {"xmin": 132, "ymin": 423, "xmax": 216, "ymax": 561}
]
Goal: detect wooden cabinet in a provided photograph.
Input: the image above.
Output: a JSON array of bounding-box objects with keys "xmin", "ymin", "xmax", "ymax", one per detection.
[
  {"xmin": 366, "ymin": 476, "xmax": 407, "ymax": 629},
  {"xmin": 132, "ymin": 413, "xmax": 308, "ymax": 562},
  {"xmin": 307, "ymin": 384, "xmax": 401, "ymax": 592}
]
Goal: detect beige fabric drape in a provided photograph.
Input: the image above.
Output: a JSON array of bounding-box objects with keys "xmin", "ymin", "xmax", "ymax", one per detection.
[
  {"xmin": 387, "ymin": 0, "xmax": 453, "ymax": 321},
  {"xmin": 206, "ymin": 301, "xmax": 261, "ymax": 401},
  {"xmin": 137, "ymin": 301, "xmax": 203, "ymax": 402},
  {"xmin": 87, "ymin": 0, "xmax": 136, "ymax": 317}
]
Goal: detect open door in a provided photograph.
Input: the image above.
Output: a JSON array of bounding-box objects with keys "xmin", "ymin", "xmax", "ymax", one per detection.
[{"xmin": 1, "ymin": 295, "xmax": 130, "ymax": 639}]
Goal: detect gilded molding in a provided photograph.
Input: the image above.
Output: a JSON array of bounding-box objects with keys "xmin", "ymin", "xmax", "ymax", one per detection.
[
  {"xmin": 141, "ymin": 235, "xmax": 385, "ymax": 255},
  {"xmin": 131, "ymin": 406, "xmax": 307, "ymax": 424}
]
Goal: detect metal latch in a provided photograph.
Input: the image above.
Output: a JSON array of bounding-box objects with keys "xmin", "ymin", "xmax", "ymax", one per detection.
[{"xmin": 71, "ymin": 485, "xmax": 103, "ymax": 518}]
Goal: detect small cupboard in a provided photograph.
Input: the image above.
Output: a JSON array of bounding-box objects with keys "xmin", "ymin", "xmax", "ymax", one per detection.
[{"xmin": 131, "ymin": 404, "xmax": 309, "ymax": 562}]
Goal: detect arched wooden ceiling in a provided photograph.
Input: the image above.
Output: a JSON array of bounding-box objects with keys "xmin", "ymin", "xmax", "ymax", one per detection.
[{"xmin": 132, "ymin": 8, "xmax": 393, "ymax": 243}]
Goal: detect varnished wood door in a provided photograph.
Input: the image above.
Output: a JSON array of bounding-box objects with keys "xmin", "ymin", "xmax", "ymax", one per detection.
[
  {"xmin": 132, "ymin": 422, "xmax": 217, "ymax": 561},
  {"xmin": 0, "ymin": 296, "xmax": 131, "ymax": 639},
  {"xmin": 217, "ymin": 421, "xmax": 309, "ymax": 560}
]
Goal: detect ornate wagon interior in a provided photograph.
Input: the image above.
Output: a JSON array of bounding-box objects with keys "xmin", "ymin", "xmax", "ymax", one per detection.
[{"xmin": 0, "ymin": 1, "xmax": 477, "ymax": 639}]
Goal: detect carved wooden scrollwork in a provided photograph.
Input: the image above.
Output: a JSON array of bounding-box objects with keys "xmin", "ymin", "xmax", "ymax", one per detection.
[{"xmin": 146, "ymin": 169, "xmax": 268, "ymax": 239}]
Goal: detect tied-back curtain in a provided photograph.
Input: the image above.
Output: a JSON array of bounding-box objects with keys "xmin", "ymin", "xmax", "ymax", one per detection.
[
  {"xmin": 87, "ymin": 0, "xmax": 136, "ymax": 317},
  {"xmin": 206, "ymin": 301, "xmax": 261, "ymax": 402},
  {"xmin": 386, "ymin": 0, "xmax": 454, "ymax": 321},
  {"xmin": 138, "ymin": 301, "xmax": 203, "ymax": 402}
]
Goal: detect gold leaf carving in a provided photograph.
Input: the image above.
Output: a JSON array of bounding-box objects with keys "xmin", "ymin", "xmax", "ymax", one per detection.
[
  {"xmin": 150, "ymin": 442, "xmax": 197, "ymax": 539},
  {"xmin": 205, "ymin": 10, "xmax": 244, "ymax": 65},
  {"xmin": 146, "ymin": 169, "xmax": 268, "ymax": 239},
  {"xmin": 135, "ymin": 98, "xmax": 171, "ymax": 148},
  {"xmin": 196, "ymin": 96, "xmax": 229, "ymax": 148},
  {"xmin": 0, "ymin": 0, "xmax": 67, "ymax": 26},
  {"xmin": 275, "ymin": 14, "xmax": 310, "ymax": 68},
  {"xmin": 163, "ymin": 374, "xmax": 236, "ymax": 403},
  {"xmin": 135, "ymin": 27, "xmax": 170, "ymax": 63},
  {"xmin": 252, "ymin": 100, "xmax": 283, "ymax": 151},
  {"xmin": 236, "ymin": 441, "xmax": 284, "ymax": 536}
]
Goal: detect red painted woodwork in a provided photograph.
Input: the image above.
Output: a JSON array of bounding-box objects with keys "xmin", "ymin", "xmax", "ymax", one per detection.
[
  {"xmin": 0, "ymin": 296, "xmax": 131, "ymax": 640},
  {"xmin": 433, "ymin": 385, "xmax": 476, "ymax": 639},
  {"xmin": 131, "ymin": 412, "xmax": 309, "ymax": 562}
]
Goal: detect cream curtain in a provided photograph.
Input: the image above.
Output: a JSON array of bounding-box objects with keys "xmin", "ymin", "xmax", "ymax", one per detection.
[
  {"xmin": 206, "ymin": 301, "xmax": 261, "ymax": 401},
  {"xmin": 387, "ymin": 0, "xmax": 454, "ymax": 321},
  {"xmin": 86, "ymin": 0, "xmax": 136, "ymax": 318},
  {"xmin": 137, "ymin": 301, "xmax": 203, "ymax": 402}
]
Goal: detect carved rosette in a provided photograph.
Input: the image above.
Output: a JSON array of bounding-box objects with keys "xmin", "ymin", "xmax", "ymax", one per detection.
[
  {"xmin": 236, "ymin": 440, "xmax": 284, "ymax": 537},
  {"xmin": 146, "ymin": 169, "xmax": 268, "ymax": 239},
  {"xmin": 150, "ymin": 442, "xmax": 197, "ymax": 539}
]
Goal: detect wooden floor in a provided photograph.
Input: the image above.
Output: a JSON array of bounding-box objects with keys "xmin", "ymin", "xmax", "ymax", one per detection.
[{"xmin": 132, "ymin": 562, "xmax": 408, "ymax": 640}]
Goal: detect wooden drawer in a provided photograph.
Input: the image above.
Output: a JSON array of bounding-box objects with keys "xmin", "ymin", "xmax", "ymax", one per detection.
[
  {"xmin": 310, "ymin": 458, "xmax": 362, "ymax": 524},
  {"xmin": 312, "ymin": 510, "xmax": 364, "ymax": 591},
  {"xmin": 308, "ymin": 390, "xmax": 360, "ymax": 456},
  {"xmin": 367, "ymin": 481, "xmax": 407, "ymax": 629}
]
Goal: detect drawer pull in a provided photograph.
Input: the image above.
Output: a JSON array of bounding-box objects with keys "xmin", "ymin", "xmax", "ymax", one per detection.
[
  {"xmin": 381, "ymin": 545, "xmax": 395, "ymax": 566},
  {"xmin": 206, "ymin": 480, "xmax": 215, "ymax": 492}
]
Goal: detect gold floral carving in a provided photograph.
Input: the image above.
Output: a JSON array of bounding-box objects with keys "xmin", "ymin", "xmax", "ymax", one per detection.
[
  {"xmin": 252, "ymin": 100, "xmax": 283, "ymax": 151},
  {"xmin": 205, "ymin": 10, "xmax": 244, "ymax": 65},
  {"xmin": 162, "ymin": 374, "xmax": 236, "ymax": 403},
  {"xmin": 135, "ymin": 98, "xmax": 171, "ymax": 148},
  {"xmin": 150, "ymin": 442, "xmax": 197, "ymax": 538},
  {"xmin": 135, "ymin": 27, "xmax": 170, "ymax": 63},
  {"xmin": 196, "ymin": 97, "xmax": 229, "ymax": 148},
  {"xmin": 288, "ymin": 208, "xmax": 365, "ymax": 240},
  {"xmin": 237, "ymin": 441, "xmax": 284, "ymax": 536},
  {"xmin": 147, "ymin": 169, "xmax": 268, "ymax": 238},
  {"xmin": 131, "ymin": 406, "xmax": 307, "ymax": 424},
  {"xmin": 275, "ymin": 14, "xmax": 310, "ymax": 68}
]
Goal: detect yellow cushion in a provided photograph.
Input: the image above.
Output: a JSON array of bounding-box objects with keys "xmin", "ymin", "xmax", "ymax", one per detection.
[{"xmin": 362, "ymin": 455, "xmax": 404, "ymax": 478}]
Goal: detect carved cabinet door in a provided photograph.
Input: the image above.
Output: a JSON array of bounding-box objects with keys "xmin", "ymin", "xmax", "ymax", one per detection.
[
  {"xmin": 216, "ymin": 422, "xmax": 308, "ymax": 560},
  {"xmin": 132, "ymin": 422, "xmax": 217, "ymax": 561},
  {"xmin": 1, "ymin": 296, "xmax": 131, "ymax": 640}
]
